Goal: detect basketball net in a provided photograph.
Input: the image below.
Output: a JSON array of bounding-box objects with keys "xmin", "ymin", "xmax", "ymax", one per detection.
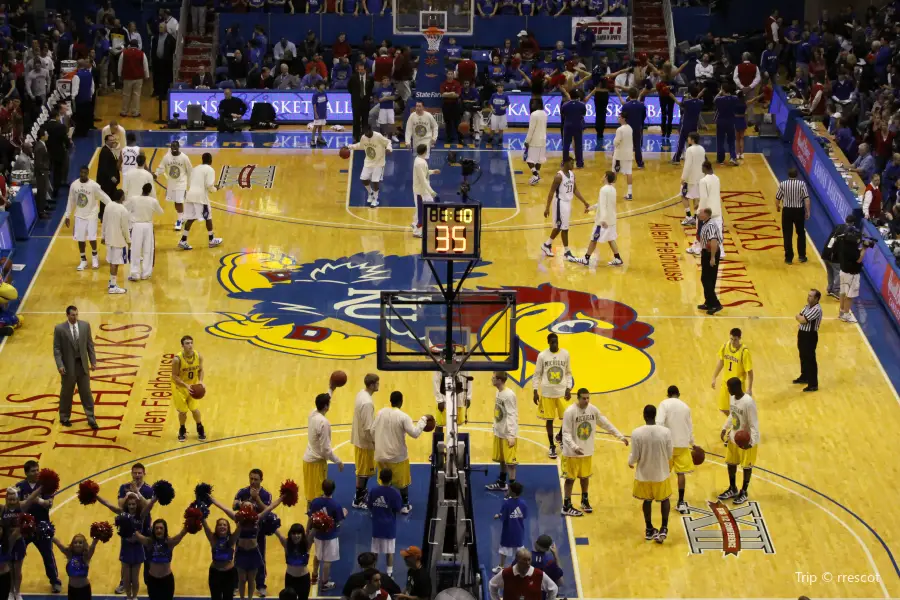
[{"xmin": 423, "ymin": 26, "xmax": 444, "ymax": 53}]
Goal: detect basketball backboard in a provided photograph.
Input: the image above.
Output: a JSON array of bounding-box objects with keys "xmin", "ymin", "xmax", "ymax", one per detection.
[{"xmin": 393, "ymin": 0, "xmax": 474, "ymax": 36}]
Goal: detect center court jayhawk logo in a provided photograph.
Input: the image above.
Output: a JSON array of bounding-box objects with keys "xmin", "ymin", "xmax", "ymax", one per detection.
[{"xmin": 208, "ymin": 251, "xmax": 655, "ymax": 392}]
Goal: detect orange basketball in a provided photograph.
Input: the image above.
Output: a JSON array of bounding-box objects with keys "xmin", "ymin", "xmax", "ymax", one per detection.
[
  {"xmin": 339, "ymin": 147, "xmax": 351, "ymax": 159},
  {"xmin": 189, "ymin": 383, "xmax": 206, "ymax": 399},
  {"xmin": 423, "ymin": 415, "xmax": 436, "ymax": 433},
  {"xmin": 458, "ymin": 121, "xmax": 470, "ymax": 135},
  {"xmin": 329, "ymin": 370, "xmax": 347, "ymax": 388},
  {"xmin": 734, "ymin": 430, "xmax": 751, "ymax": 449}
]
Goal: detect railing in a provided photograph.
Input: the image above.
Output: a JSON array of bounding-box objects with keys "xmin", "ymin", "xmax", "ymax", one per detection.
[
  {"xmin": 661, "ymin": 0, "xmax": 675, "ymax": 63},
  {"xmin": 173, "ymin": 0, "xmax": 190, "ymax": 81}
]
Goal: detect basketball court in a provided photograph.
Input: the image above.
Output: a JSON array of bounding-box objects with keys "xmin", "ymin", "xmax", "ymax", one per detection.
[{"xmin": 1, "ymin": 127, "xmax": 899, "ymax": 600}]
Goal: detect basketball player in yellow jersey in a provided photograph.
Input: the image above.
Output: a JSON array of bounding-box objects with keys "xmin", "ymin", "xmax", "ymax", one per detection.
[
  {"xmin": 172, "ymin": 335, "xmax": 207, "ymax": 442},
  {"xmin": 710, "ymin": 327, "xmax": 753, "ymax": 416},
  {"xmin": 533, "ymin": 332, "xmax": 572, "ymax": 459}
]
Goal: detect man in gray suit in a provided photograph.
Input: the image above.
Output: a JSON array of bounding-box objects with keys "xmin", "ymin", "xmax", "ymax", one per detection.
[{"xmin": 52, "ymin": 305, "xmax": 99, "ymax": 429}]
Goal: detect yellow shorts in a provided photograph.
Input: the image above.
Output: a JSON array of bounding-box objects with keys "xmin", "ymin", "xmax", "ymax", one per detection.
[
  {"xmin": 302, "ymin": 460, "xmax": 327, "ymax": 502},
  {"xmin": 672, "ymin": 447, "xmax": 694, "ymax": 474},
  {"xmin": 562, "ymin": 455, "xmax": 592, "ymax": 480},
  {"xmin": 173, "ymin": 389, "xmax": 199, "ymax": 413},
  {"xmin": 725, "ymin": 442, "xmax": 758, "ymax": 469},
  {"xmin": 354, "ymin": 446, "xmax": 376, "ymax": 478},
  {"xmin": 435, "ymin": 405, "xmax": 466, "ymax": 427},
  {"xmin": 717, "ymin": 377, "xmax": 745, "ymax": 412},
  {"xmin": 491, "ymin": 435, "xmax": 518, "ymax": 464},
  {"xmin": 537, "ymin": 395, "xmax": 570, "ymax": 420},
  {"xmin": 632, "ymin": 479, "xmax": 673, "ymax": 502},
  {"xmin": 376, "ymin": 459, "xmax": 411, "ymax": 489}
]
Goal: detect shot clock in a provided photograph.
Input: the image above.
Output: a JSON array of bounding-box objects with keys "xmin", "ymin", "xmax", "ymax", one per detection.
[{"xmin": 421, "ymin": 203, "xmax": 481, "ymax": 260}]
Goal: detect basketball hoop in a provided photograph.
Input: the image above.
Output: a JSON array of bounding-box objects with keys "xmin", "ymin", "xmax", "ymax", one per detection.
[
  {"xmin": 430, "ymin": 343, "xmax": 466, "ymax": 363},
  {"xmin": 423, "ymin": 26, "xmax": 445, "ymax": 53}
]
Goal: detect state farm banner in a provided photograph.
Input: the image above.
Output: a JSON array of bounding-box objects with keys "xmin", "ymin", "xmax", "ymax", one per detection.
[{"xmin": 571, "ymin": 16, "xmax": 629, "ymax": 47}]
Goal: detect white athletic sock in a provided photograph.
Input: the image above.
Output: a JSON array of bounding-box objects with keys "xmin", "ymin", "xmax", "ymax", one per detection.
[
  {"xmin": 373, "ymin": 189, "xmax": 380, "ymax": 199},
  {"xmin": 177, "ymin": 212, "xmax": 184, "ymax": 221},
  {"xmin": 564, "ymin": 246, "xmax": 571, "ymax": 254},
  {"xmin": 544, "ymin": 238, "xmax": 553, "ymax": 246},
  {"xmin": 386, "ymin": 567, "xmax": 393, "ymax": 576},
  {"xmin": 108, "ymin": 276, "xmax": 116, "ymax": 287},
  {"xmin": 627, "ymin": 185, "xmax": 633, "ymax": 194}
]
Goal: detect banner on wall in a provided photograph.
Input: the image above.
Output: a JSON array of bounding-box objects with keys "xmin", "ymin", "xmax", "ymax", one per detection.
[
  {"xmin": 507, "ymin": 93, "xmax": 681, "ymax": 126},
  {"xmin": 768, "ymin": 87, "xmax": 789, "ymax": 135},
  {"xmin": 570, "ymin": 16, "xmax": 629, "ymax": 47}
]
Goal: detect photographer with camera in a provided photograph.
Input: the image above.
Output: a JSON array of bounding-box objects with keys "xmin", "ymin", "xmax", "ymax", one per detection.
[
  {"xmin": 822, "ymin": 215, "xmax": 856, "ymax": 299},
  {"xmin": 835, "ymin": 216, "xmax": 873, "ymax": 324}
]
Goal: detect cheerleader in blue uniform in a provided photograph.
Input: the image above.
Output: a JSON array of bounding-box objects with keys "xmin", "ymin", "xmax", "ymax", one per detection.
[
  {"xmin": 0, "ymin": 519, "xmax": 22, "ymax": 600},
  {"xmin": 274, "ymin": 524, "xmax": 311, "ymax": 600},
  {"xmin": 97, "ymin": 492, "xmax": 155, "ymax": 600},
  {"xmin": 51, "ymin": 534, "xmax": 99, "ymax": 600},
  {"xmin": 4, "ymin": 485, "xmax": 45, "ymax": 600},
  {"xmin": 202, "ymin": 517, "xmax": 240, "ymax": 600},
  {"xmin": 132, "ymin": 520, "xmax": 189, "ymax": 600},
  {"xmin": 209, "ymin": 494, "xmax": 283, "ymax": 600}
]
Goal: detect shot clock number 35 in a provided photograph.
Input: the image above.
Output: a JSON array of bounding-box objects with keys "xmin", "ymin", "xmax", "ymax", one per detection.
[{"xmin": 421, "ymin": 203, "xmax": 482, "ymax": 260}]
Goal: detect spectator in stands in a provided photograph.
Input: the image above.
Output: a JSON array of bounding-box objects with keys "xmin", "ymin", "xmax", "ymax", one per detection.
[
  {"xmin": 14, "ymin": 141, "xmax": 33, "ymax": 173},
  {"xmin": 192, "ymin": 64, "xmax": 214, "ymax": 89},
  {"xmin": 301, "ymin": 31, "xmax": 322, "ymax": 61},
  {"xmin": 218, "ymin": 88, "xmax": 247, "ymax": 132},
  {"xmin": 119, "ymin": 39, "xmax": 148, "ymax": 118},
  {"xmin": 874, "ymin": 117, "xmax": 896, "ymax": 173},
  {"xmin": 333, "ymin": 33, "xmax": 352, "ymax": 65},
  {"xmin": 250, "ymin": 66, "xmax": 274, "ymax": 89},
  {"xmin": 191, "ymin": 0, "xmax": 208, "ymax": 35},
  {"xmin": 160, "ymin": 9, "xmax": 179, "ymax": 37},
  {"xmin": 457, "ymin": 51, "xmax": 477, "ymax": 86},
  {"xmin": 247, "ymin": 37, "xmax": 265, "ymax": 74},
  {"xmin": 342, "ymin": 553, "xmax": 402, "ymax": 598},
  {"xmin": 477, "ymin": 0, "xmax": 499, "ymax": 18},
  {"xmin": 108, "ymin": 18, "xmax": 126, "ymax": 89},
  {"xmin": 835, "ymin": 118, "xmax": 857, "ymax": 162},
  {"xmin": 300, "ymin": 68, "xmax": 324, "ymax": 90},
  {"xmin": 24, "ymin": 59, "xmax": 50, "ymax": 126},
  {"xmin": 574, "ymin": 21, "xmax": 596, "ymax": 71},
  {"xmin": 332, "ymin": 57, "xmax": 351, "ymax": 89},
  {"xmin": 222, "ymin": 25, "xmax": 244, "ymax": 57},
  {"xmin": 517, "ymin": 31, "xmax": 539, "ymax": 62},
  {"xmin": 93, "ymin": 27, "xmax": 110, "ymax": 94},
  {"xmin": 851, "ymin": 143, "xmax": 876, "ymax": 185},
  {"xmin": 228, "ymin": 49, "xmax": 249, "ymax": 88},
  {"xmin": 441, "ymin": 70, "xmax": 462, "ymax": 144},
  {"xmin": 307, "ymin": 0, "xmax": 325, "ymax": 13},
  {"xmin": 399, "ymin": 547, "xmax": 431, "ymax": 600},
  {"xmin": 275, "ymin": 63, "xmax": 298, "ymax": 89},
  {"xmin": 151, "ymin": 22, "xmax": 176, "ymax": 97},
  {"xmin": 307, "ymin": 53, "xmax": 328, "ymax": 80},
  {"xmin": 125, "ymin": 21, "xmax": 142, "ymax": 50},
  {"xmin": 881, "ymin": 153, "xmax": 900, "ymax": 212},
  {"xmin": 273, "ymin": 37, "xmax": 297, "ymax": 63},
  {"xmin": 806, "ymin": 74, "xmax": 826, "ymax": 120},
  {"xmin": 393, "ymin": 47, "xmax": 414, "ymax": 106},
  {"xmin": 488, "ymin": 55, "xmax": 507, "ymax": 86},
  {"xmin": 71, "ymin": 59, "xmax": 94, "ymax": 137}
]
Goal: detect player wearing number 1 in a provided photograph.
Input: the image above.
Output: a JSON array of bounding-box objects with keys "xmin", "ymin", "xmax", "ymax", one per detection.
[
  {"xmin": 171, "ymin": 335, "xmax": 207, "ymax": 442},
  {"xmin": 540, "ymin": 156, "xmax": 590, "ymax": 261},
  {"xmin": 710, "ymin": 328, "xmax": 753, "ymax": 416}
]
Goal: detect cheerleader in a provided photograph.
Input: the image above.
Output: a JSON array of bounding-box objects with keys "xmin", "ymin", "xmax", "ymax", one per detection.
[
  {"xmin": 4, "ymin": 485, "xmax": 45, "ymax": 600},
  {"xmin": 202, "ymin": 516, "xmax": 239, "ymax": 600},
  {"xmin": 51, "ymin": 534, "xmax": 99, "ymax": 600},
  {"xmin": 96, "ymin": 492, "xmax": 155, "ymax": 600},
  {"xmin": 273, "ymin": 524, "xmax": 310, "ymax": 600},
  {"xmin": 0, "ymin": 519, "xmax": 22, "ymax": 600},
  {"xmin": 208, "ymin": 494, "xmax": 283, "ymax": 599},
  {"xmin": 132, "ymin": 519, "xmax": 189, "ymax": 600}
]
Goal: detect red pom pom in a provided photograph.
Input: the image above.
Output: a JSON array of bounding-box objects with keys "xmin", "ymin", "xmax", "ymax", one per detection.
[
  {"xmin": 184, "ymin": 507, "xmax": 204, "ymax": 534},
  {"xmin": 310, "ymin": 512, "xmax": 335, "ymax": 533},
  {"xmin": 280, "ymin": 480, "xmax": 299, "ymax": 507},
  {"xmin": 235, "ymin": 505, "xmax": 258, "ymax": 526},
  {"xmin": 37, "ymin": 469, "xmax": 60, "ymax": 496},
  {"xmin": 77, "ymin": 480, "xmax": 100, "ymax": 505},
  {"xmin": 90, "ymin": 521, "xmax": 113, "ymax": 542},
  {"xmin": 18, "ymin": 513, "xmax": 36, "ymax": 537}
]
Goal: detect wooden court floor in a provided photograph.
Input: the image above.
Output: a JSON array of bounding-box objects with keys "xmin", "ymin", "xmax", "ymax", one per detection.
[{"xmin": 2, "ymin": 145, "xmax": 900, "ymax": 599}]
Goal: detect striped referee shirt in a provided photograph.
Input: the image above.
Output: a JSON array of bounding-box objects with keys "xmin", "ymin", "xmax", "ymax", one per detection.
[
  {"xmin": 776, "ymin": 178, "xmax": 810, "ymax": 208},
  {"xmin": 799, "ymin": 303, "xmax": 823, "ymax": 332},
  {"xmin": 699, "ymin": 218, "xmax": 724, "ymax": 249}
]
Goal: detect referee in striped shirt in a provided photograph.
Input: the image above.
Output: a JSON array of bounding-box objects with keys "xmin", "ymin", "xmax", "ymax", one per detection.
[
  {"xmin": 697, "ymin": 207, "xmax": 724, "ymax": 315},
  {"xmin": 794, "ymin": 289, "xmax": 822, "ymax": 392},
  {"xmin": 775, "ymin": 168, "xmax": 811, "ymax": 264}
]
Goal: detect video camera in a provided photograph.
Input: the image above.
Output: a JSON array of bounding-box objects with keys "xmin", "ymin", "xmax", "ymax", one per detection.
[
  {"xmin": 835, "ymin": 225, "xmax": 878, "ymax": 249},
  {"xmin": 446, "ymin": 151, "xmax": 482, "ymax": 203}
]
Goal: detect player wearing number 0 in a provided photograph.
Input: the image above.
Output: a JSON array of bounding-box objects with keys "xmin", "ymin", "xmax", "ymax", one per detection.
[
  {"xmin": 629, "ymin": 404, "xmax": 673, "ymax": 543},
  {"xmin": 171, "ymin": 335, "xmax": 207, "ymax": 442},
  {"xmin": 485, "ymin": 372, "xmax": 518, "ymax": 492},
  {"xmin": 155, "ymin": 140, "xmax": 193, "ymax": 231},
  {"xmin": 575, "ymin": 171, "xmax": 622, "ymax": 267},
  {"xmin": 351, "ymin": 374, "xmax": 379, "ymax": 510},
  {"xmin": 540, "ymin": 156, "xmax": 590, "ymax": 261},
  {"xmin": 533, "ymin": 333, "xmax": 572, "ymax": 459},
  {"xmin": 655, "ymin": 386, "xmax": 694, "ymax": 514},
  {"xmin": 373, "ymin": 391, "xmax": 428, "ymax": 515},
  {"xmin": 561, "ymin": 388, "xmax": 628, "ymax": 516},
  {"xmin": 718, "ymin": 377, "xmax": 759, "ymax": 505},
  {"xmin": 405, "ymin": 102, "xmax": 438, "ymax": 159},
  {"xmin": 710, "ymin": 328, "xmax": 753, "ymax": 416},
  {"xmin": 349, "ymin": 124, "xmax": 392, "ymax": 207},
  {"xmin": 411, "ymin": 144, "xmax": 439, "ymax": 239},
  {"xmin": 179, "ymin": 153, "xmax": 223, "ymax": 250}
]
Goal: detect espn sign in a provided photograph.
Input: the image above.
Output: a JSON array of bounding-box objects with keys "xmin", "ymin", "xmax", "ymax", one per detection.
[{"xmin": 571, "ymin": 17, "xmax": 629, "ymax": 47}]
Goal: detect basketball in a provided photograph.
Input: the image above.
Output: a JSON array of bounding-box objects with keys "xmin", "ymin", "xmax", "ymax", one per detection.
[
  {"xmin": 189, "ymin": 383, "xmax": 206, "ymax": 399},
  {"xmin": 423, "ymin": 414, "xmax": 436, "ymax": 433},
  {"xmin": 458, "ymin": 122, "xmax": 470, "ymax": 135},
  {"xmin": 734, "ymin": 429, "xmax": 751, "ymax": 449},
  {"xmin": 691, "ymin": 445, "xmax": 705, "ymax": 466},
  {"xmin": 339, "ymin": 147, "xmax": 351, "ymax": 159},
  {"xmin": 329, "ymin": 370, "xmax": 347, "ymax": 388}
]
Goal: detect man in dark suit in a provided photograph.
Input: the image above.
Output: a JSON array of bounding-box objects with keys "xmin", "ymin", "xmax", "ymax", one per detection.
[
  {"xmin": 151, "ymin": 22, "xmax": 176, "ymax": 98},
  {"xmin": 33, "ymin": 127, "xmax": 51, "ymax": 219},
  {"xmin": 348, "ymin": 62, "xmax": 374, "ymax": 142},
  {"xmin": 96, "ymin": 134, "xmax": 120, "ymax": 221},
  {"xmin": 52, "ymin": 306, "xmax": 98, "ymax": 429},
  {"xmin": 44, "ymin": 108, "xmax": 70, "ymax": 198}
]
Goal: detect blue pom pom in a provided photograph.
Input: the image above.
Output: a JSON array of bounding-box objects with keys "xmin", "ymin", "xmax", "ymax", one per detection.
[
  {"xmin": 35, "ymin": 521, "xmax": 55, "ymax": 542},
  {"xmin": 190, "ymin": 501, "xmax": 210, "ymax": 519},
  {"xmin": 115, "ymin": 514, "xmax": 135, "ymax": 538},
  {"xmin": 194, "ymin": 483, "xmax": 213, "ymax": 504},
  {"xmin": 152, "ymin": 480, "xmax": 175, "ymax": 506},
  {"xmin": 259, "ymin": 513, "xmax": 281, "ymax": 536}
]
